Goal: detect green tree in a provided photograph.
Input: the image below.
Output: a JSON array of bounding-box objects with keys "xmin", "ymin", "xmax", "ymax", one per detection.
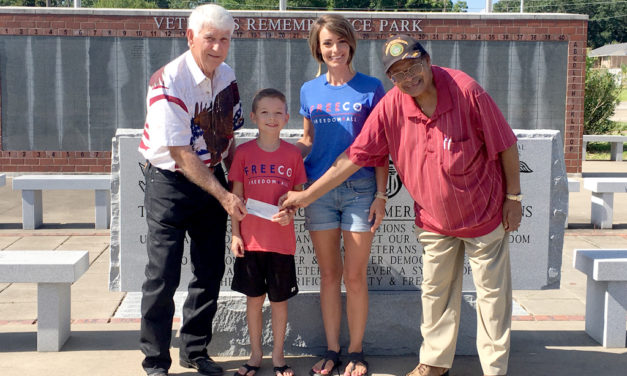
[
  {"xmin": 584, "ymin": 57, "xmax": 621, "ymax": 134},
  {"xmin": 213, "ymin": 0, "xmax": 456, "ymax": 11},
  {"xmin": 0, "ymin": 0, "xmax": 69, "ymax": 5},
  {"xmin": 89, "ymin": 0, "xmax": 157, "ymax": 7},
  {"xmin": 493, "ymin": 0, "xmax": 626, "ymax": 49},
  {"xmin": 0, "ymin": 0, "xmax": 465, "ymax": 12},
  {"xmin": 452, "ymin": 0, "xmax": 467, "ymax": 12}
]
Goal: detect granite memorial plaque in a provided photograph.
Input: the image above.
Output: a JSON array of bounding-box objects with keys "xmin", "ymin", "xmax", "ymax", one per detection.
[
  {"xmin": 111, "ymin": 129, "xmax": 566, "ymax": 292},
  {"xmin": 110, "ymin": 128, "xmax": 566, "ymax": 355}
]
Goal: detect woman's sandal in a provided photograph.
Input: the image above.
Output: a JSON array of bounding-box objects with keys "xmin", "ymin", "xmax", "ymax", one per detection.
[
  {"xmin": 274, "ymin": 364, "xmax": 294, "ymax": 376},
  {"xmin": 233, "ymin": 363, "xmax": 260, "ymax": 376},
  {"xmin": 309, "ymin": 349, "xmax": 342, "ymax": 376},
  {"xmin": 344, "ymin": 352, "xmax": 369, "ymax": 376}
]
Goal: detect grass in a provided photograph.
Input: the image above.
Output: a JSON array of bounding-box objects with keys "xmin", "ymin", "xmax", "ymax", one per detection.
[
  {"xmin": 585, "ymin": 89, "xmax": 627, "ymax": 159},
  {"xmin": 586, "ymin": 139, "xmax": 627, "ymax": 160}
]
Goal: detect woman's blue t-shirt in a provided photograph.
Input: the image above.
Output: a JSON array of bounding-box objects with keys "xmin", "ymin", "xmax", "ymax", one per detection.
[{"xmin": 299, "ymin": 72, "xmax": 385, "ymax": 181}]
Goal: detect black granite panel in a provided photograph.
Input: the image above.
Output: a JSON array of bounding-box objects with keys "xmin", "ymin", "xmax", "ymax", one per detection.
[{"xmin": 1, "ymin": 36, "xmax": 568, "ymax": 151}]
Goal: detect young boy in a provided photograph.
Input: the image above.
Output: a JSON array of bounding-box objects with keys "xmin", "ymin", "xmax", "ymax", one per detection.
[{"xmin": 229, "ymin": 88, "xmax": 307, "ymax": 376}]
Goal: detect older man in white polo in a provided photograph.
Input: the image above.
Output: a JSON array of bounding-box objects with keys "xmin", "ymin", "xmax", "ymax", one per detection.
[{"xmin": 137, "ymin": 4, "xmax": 247, "ymax": 376}]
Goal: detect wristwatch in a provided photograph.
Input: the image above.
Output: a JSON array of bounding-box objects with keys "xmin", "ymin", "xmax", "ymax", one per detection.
[
  {"xmin": 505, "ymin": 193, "xmax": 523, "ymax": 202},
  {"xmin": 374, "ymin": 191, "xmax": 388, "ymax": 201}
]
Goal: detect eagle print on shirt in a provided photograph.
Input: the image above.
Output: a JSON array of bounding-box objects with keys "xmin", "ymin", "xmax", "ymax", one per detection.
[{"xmin": 190, "ymin": 82, "xmax": 243, "ymax": 166}]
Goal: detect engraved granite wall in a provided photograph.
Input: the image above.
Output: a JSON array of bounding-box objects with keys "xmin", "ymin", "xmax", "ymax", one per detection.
[{"xmin": 110, "ymin": 129, "xmax": 567, "ymax": 355}]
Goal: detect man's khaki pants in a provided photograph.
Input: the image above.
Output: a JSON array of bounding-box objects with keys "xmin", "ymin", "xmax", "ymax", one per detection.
[{"xmin": 416, "ymin": 224, "xmax": 512, "ymax": 376}]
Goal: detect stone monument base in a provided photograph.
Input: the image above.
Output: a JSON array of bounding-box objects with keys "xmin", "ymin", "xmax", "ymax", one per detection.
[{"xmin": 208, "ymin": 291, "xmax": 478, "ymax": 356}]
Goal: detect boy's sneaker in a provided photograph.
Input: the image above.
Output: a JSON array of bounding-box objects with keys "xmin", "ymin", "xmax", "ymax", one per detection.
[{"xmin": 179, "ymin": 357, "xmax": 224, "ymax": 376}]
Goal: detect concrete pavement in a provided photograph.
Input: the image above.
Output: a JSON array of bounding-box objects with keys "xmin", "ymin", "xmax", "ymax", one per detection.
[{"xmin": 1, "ymin": 160, "xmax": 626, "ymax": 375}]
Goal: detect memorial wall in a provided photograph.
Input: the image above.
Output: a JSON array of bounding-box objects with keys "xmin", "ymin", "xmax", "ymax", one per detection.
[{"xmin": 0, "ymin": 8, "xmax": 587, "ymax": 173}]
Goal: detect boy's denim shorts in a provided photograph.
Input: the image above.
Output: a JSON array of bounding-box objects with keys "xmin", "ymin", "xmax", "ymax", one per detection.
[{"xmin": 304, "ymin": 176, "xmax": 376, "ymax": 232}]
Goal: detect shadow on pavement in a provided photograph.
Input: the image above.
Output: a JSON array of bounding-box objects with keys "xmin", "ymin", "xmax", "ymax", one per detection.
[
  {"xmin": 0, "ymin": 223, "xmax": 98, "ymax": 230},
  {"xmin": 567, "ymin": 222, "xmax": 627, "ymax": 230}
]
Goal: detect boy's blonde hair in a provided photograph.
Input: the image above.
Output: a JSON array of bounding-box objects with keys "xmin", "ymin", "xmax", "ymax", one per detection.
[
  {"xmin": 308, "ymin": 14, "xmax": 357, "ymax": 77},
  {"xmin": 251, "ymin": 88, "xmax": 287, "ymax": 112}
]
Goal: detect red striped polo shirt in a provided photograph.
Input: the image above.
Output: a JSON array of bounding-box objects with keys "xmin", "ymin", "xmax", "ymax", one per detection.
[{"xmin": 346, "ymin": 66, "xmax": 517, "ymax": 238}]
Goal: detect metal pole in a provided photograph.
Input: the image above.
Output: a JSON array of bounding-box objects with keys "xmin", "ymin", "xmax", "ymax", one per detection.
[
  {"xmin": 279, "ymin": 0, "xmax": 286, "ymax": 11},
  {"xmin": 485, "ymin": 0, "xmax": 492, "ymax": 12},
  {"xmin": 74, "ymin": 0, "xmax": 81, "ymax": 8},
  {"xmin": 520, "ymin": 0, "xmax": 524, "ymax": 13}
]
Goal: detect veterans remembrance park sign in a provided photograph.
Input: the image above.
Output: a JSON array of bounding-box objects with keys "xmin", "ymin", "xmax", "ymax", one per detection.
[{"xmin": 153, "ymin": 15, "xmax": 423, "ymax": 35}]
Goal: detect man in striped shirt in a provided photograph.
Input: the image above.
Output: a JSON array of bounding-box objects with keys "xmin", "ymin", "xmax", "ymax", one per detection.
[
  {"xmin": 280, "ymin": 35, "xmax": 522, "ymax": 376},
  {"xmin": 137, "ymin": 5, "xmax": 246, "ymax": 376}
]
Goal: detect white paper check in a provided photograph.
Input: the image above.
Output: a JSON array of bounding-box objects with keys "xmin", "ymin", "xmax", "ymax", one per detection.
[{"xmin": 245, "ymin": 198, "xmax": 279, "ymax": 221}]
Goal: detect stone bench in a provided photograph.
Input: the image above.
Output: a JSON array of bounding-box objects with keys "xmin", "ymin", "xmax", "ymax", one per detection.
[
  {"xmin": 574, "ymin": 249, "xmax": 627, "ymax": 347},
  {"xmin": 565, "ymin": 177, "xmax": 580, "ymax": 228},
  {"xmin": 583, "ymin": 177, "xmax": 627, "ymax": 229},
  {"xmin": 12, "ymin": 175, "xmax": 111, "ymax": 229},
  {"xmin": 0, "ymin": 250, "xmax": 89, "ymax": 351},
  {"xmin": 582, "ymin": 135, "xmax": 626, "ymax": 161},
  {"xmin": 568, "ymin": 177, "xmax": 580, "ymax": 193}
]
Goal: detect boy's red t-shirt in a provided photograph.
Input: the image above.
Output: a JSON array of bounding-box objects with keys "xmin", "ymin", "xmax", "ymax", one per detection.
[{"xmin": 228, "ymin": 139, "xmax": 307, "ymax": 255}]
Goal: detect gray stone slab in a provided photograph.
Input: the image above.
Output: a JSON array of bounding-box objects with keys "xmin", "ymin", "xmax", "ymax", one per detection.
[
  {"xmin": 0, "ymin": 250, "xmax": 89, "ymax": 351},
  {"xmin": 0, "ymin": 251, "xmax": 89, "ymax": 283},
  {"xmin": 605, "ymin": 282, "xmax": 627, "ymax": 347},
  {"xmin": 582, "ymin": 135, "xmax": 626, "ymax": 162},
  {"xmin": 113, "ymin": 291, "xmax": 186, "ymax": 319},
  {"xmin": 511, "ymin": 130, "xmax": 567, "ymax": 289},
  {"xmin": 583, "ymin": 135, "xmax": 627, "ymax": 143},
  {"xmin": 583, "ymin": 278, "xmax": 627, "ymax": 348},
  {"xmin": 12, "ymin": 175, "xmax": 110, "ymax": 190},
  {"xmin": 111, "ymin": 129, "xmax": 566, "ymax": 293},
  {"xmin": 94, "ymin": 190, "xmax": 111, "ymax": 229},
  {"xmin": 584, "ymin": 177, "xmax": 627, "ymax": 192},
  {"xmin": 584, "ymin": 176, "xmax": 627, "ymax": 228},
  {"xmin": 591, "ymin": 192, "xmax": 615, "ymax": 229},
  {"xmin": 110, "ymin": 129, "xmax": 564, "ymax": 356},
  {"xmin": 574, "ymin": 249, "xmax": 627, "ymax": 281},
  {"xmin": 205, "ymin": 291, "xmax": 479, "ymax": 356},
  {"xmin": 574, "ymin": 249, "xmax": 627, "ymax": 348},
  {"xmin": 0, "ymin": 174, "xmax": 5, "ymax": 187},
  {"xmin": 206, "ymin": 292, "xmax": 532, "ymax": 356},
  {"xmin": 20, "ymin": 190, "xmax": 43, "ymax": 230},
  {"xmin": 12, "ymin": 175, "xmax": 111, "ymax": 229},
  {"xmin": 37, "ymin": 282, "xmax": 71, "ymax": 351},
  {"xmin": 565, "ymin": 178, "xmax": 580, "ymax": 228}
]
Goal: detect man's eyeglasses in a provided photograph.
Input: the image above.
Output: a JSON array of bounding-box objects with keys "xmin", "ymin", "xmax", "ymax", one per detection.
[{"xmin": 389, "ymin": 62, "xmax": 423, "ymax": 83}]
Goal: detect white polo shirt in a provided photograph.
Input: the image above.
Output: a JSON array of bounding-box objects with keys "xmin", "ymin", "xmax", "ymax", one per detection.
[{"xmin": 139, "ymin": 50, "xmax": 244, "ymax": 171}]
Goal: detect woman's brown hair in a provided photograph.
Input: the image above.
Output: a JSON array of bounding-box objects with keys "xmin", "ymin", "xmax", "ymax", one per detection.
[{"xmin": 308, "ymin": 14, "xmax": 357, "ymax": 76}]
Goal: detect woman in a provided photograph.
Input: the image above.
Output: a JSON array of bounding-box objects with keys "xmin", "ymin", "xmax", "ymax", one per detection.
[{"xmin": 296, "ymin": 14, "xmax": 388, "ymax": 376}]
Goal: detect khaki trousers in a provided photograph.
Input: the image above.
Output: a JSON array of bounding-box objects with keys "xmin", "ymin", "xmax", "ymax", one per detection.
[{"xmin": 416, "ymin": 224, "xmax": 512, "ymax": 375}]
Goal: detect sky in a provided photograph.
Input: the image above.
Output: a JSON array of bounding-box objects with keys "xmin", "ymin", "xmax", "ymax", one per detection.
[{"xmin": 465, "ymin": 0, "xmax": 500, "ymax": 12}]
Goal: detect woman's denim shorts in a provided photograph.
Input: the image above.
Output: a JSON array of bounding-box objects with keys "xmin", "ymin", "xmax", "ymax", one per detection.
[{"xmin": 304, "ymin": 177, "xmax": 376, "ymax": 232}]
